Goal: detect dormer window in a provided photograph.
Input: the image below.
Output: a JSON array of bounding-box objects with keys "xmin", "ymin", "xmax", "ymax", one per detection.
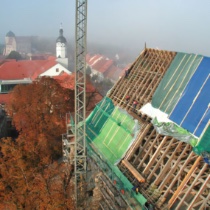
[{"xmin": 56, "ymin": 68, "xmax": 59, "ymax": 72}]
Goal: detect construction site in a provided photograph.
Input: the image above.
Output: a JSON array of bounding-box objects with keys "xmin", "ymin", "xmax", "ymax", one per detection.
[
  {"xmin": 63, "ymin": 47, "xmax": 210, "ymax": 210},
  {"xmin": 62, "ymin": 1, "xmax": 210, "ymax": 210}
]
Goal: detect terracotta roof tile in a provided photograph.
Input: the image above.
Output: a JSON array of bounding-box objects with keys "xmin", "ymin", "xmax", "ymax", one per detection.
[
  {"xmin": 0, "ymin": 60, "xmax": 57, "ymax": 80},
  {"xmin": 88, "ymin": 54, "xmax": 103, "ymax": 66},
  {"xmin": 54, "ymin": 73, "xmax": 96, "ymax": 92},
  {"xmin": 91, "ymin": 59, "xmax": 113, "ymax": 73}
]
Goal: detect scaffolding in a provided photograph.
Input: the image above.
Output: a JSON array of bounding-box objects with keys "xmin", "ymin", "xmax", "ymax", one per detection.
[
  {"xmin": 85, "ymin": 97, "xmax": 148, "ymax": 209},
  {"xmin": 74, "ymin": 0, "xmax": 88, "ymax": 208},
  {"xmin": 107, "ymin": 48, "xmax": 210, "ymax": 209},
  {"xmin": 63, "ymin": 30, "xmax": 210, "ymax": 208},
  {"xmin": 62, "ymin": 113, "xmax": 75, "ymax": 164}
]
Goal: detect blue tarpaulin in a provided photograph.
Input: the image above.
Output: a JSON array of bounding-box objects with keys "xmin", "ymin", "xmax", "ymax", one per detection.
[
  {"xmin": 152, "ymin": 53, "xmax": 202, "ymax": 114},
  {"xmin": 170, "ymin": 57, "xmax": 210, "ymax": 137}
]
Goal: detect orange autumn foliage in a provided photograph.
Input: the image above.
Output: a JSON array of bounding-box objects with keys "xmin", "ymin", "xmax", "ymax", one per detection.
[
  {"xmin": 0, "ymin": 138, "xmax": 75, "ymax": 209},
  {"xmin": 0, "ymin": 76, "xmax": 102, "ymax": 209},
  {"xmin": 7, "ymin": 77, "xmax": 74, "ymax": 162},
  {"xmin": 8, "ymin": 76, "xmax": 74, "ymax": 134}
]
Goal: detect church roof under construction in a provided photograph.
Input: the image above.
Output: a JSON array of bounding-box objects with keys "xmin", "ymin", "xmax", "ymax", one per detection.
[{"xmin": 85, "ymin": 48, "xmax": 210, "ymax": 209}]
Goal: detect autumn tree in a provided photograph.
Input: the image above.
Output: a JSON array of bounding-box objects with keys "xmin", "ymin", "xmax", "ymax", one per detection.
[
  {"xmin": 0, "ymin": 77, "xmax": 76, "ymax": 209},
  {"xmin": 0, "ymin": 138, "xmax": 75, "ymax": 209},
  {"xmin": 7, "ymin": 76, "xmax": 74, "ymax": 165},
  {"xmin": 54, "ymin": 73, "xmax": 102, "ymax": 113},
  {"xmin": 85, "ymin": 75, "xmax": 103, "ymax": 112},
  {"xmin": 0, "ymin": 75, "xmax": 104, "ymax": 209}
]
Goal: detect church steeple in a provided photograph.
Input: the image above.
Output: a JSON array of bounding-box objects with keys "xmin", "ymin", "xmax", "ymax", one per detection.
[
  {"xmin": 56, "ymin": 24, "xmax": 67, "ymax": 58},
  {"xmin": 56, "ymin": 24, "xmax": 69, "ymax": 69},
  {"xmin": 59, "ymin": 24, "xmax": 64, "ymax": 37}
]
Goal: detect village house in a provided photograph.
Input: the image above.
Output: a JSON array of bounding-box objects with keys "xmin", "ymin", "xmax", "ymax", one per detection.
[{"xmin": 86, "ymin": 54, "xmax": 123, "ymax": 83}]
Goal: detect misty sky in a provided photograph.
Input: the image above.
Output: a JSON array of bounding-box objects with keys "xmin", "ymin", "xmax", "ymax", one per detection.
[{"xmin": 1, "ymin": 0, "xmax": 210, "ymax": 56}]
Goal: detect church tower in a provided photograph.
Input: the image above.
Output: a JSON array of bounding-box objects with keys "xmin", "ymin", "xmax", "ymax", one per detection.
[
  {"xmin": 4, "ymin": 31, "xmax": 17, "ymax": 56},
  {"xmin": 56, "ymin": 27, "xmax": 67, "ymax": 58},
  {"xmin": 56, "ymin": 25, "xmax": 68, "ymax": 68}
]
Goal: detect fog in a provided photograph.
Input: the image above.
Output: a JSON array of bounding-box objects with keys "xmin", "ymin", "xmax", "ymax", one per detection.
[{"xmin": 1, "ymin": 0, "xmax": 210, "ymax": 57}]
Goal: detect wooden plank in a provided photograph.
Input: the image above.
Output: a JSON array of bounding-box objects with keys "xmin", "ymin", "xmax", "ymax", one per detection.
[
  {"xmin": 136, "ymin": 133, "xmax": 161, "ymax": 170},
  {"xmin": 158, "ymin": 144, "xmax": 191, "ymax": 190},
  {"xmin": 168, "ymin": 156, "xmax": 202, "ymax": 208},
  {"xmin": 136, "ymin": 55, "xmax": 160, "ymax": 97},
  {"xmin": 188, "ymin": 174, "xmax": 210, "ymax": 210},
  {"xmin": 162, "ymin": 151, "xmax": 195, "ymax": 198},
  {"xmin": 146, "ymin": 138, "xmax": 175, "ymax": 180},
  {"xmin": 175, "ymin": 163, "xmax": 208, "ymax": 209},
  {"xmin": 122, "ymin": 160, "xmax": 145, "ymax": 183},
  {"xmin": 154, "ymin": 141, "xmax": 182, "ymax": 186},
  {"xmin": 199, "ymin": 189, "xmax": 210, "ymax": 210},
  {"xmin": 132, "ymin": 129, "xmax": 156, "ymax": 164},
  {"xmin": 141, "ymin": 52, "xmax": 167, "ymax": 100},
  {"xmin": 126, "ymin": 123, "xmax": 152, "ymax": 160},
  {"xmin": 143, "ymin": 136, "xmax": 168, "ymax": 174}
]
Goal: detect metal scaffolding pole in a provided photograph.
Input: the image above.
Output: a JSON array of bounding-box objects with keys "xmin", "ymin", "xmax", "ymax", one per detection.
[{"xmin": 74, "ymin": 0, "xmax": 88, "ymax": 208}]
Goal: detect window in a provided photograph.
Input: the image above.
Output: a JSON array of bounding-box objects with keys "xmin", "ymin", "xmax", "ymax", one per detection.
[{"xmin": 1, "ymin": 84, "xmax": 16, "ymax": 93}]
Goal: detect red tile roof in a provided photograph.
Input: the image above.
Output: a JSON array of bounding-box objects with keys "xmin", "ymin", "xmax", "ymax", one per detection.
[
  {"xmin": 88, "ymin": 54, "xmax": 103, "ymax": 66},
  {"xmin": 53, "ymin": 72, "xmax": 74, "ymax": 89},
  {"xmin": 0, "ymin": 59, "xmax": 57, "ymax": 80},
  {"xmin": 54, "ymin": 73, "xmax": 96, "ymax": 92},
  {"xmin": 91, "ymin": 59, "xmax": 113, "ymax": 73},
  {"xmin": 86, "ymin": 54, "xmax": 124, "ymax": 79}
]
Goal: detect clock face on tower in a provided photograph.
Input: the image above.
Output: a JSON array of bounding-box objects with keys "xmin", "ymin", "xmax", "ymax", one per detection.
[{"xmin": 57, "ymin": 42, "xmax": 65, "ymax": 47}]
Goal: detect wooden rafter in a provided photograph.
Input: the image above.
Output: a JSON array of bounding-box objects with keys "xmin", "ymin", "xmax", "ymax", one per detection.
[
  {"xmin": 168, "ymin": 156, "xmax": 202, "ymax": 208},
  {"xmin": 107, "ymin": 48, "xmax": 209, "ymax": 209}
]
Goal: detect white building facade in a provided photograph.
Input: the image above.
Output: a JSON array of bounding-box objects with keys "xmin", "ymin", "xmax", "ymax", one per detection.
[{"xmin": 40, "ymin": 63, "xmax": 71, "ymax": 77}]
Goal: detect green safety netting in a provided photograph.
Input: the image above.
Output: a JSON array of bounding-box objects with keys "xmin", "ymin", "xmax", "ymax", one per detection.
[
  {"xmin": 152, "ymin": 117, "xmax": 198, "ymax": 147},
  {"xmin": 87, "ymin": 142, "xmax": 147, "ymax": 208},
  {"xmin": 86, "ymin": 97, "xmax": 115, "ymax": 140},
  {"xmin": 86, "ymin": 96, "xmax": 147, "ymax": 208},
  {"xmin": 86, "ymin": 97, "xmax": 139, "ymax": 165},
  {"xmin": 152, "ymin": 53, "xmax": 203, "ymax": 114},
  {"xmin": 193, "ymin": 123, "xmax": 210, "ymax": 162}
]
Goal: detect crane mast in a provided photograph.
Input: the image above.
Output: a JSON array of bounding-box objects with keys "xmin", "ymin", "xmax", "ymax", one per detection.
[{"xmin": 74, "ymin": 0, "xmax": 88, "ymax": 208}]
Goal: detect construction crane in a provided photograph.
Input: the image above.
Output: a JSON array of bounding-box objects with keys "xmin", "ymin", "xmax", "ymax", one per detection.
[
  {"xmin": 74, "ymin": 0, "xmax": 88, "ymax": 208},
  {"xmin": 62, "ymin": 0, "xmax": 87, "ymax": 208}
]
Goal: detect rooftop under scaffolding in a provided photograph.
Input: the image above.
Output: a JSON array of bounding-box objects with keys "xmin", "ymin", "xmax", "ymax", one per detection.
[{"xmin": 64, "ymin": 48, "xmax": 210, "ymax": 209}]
